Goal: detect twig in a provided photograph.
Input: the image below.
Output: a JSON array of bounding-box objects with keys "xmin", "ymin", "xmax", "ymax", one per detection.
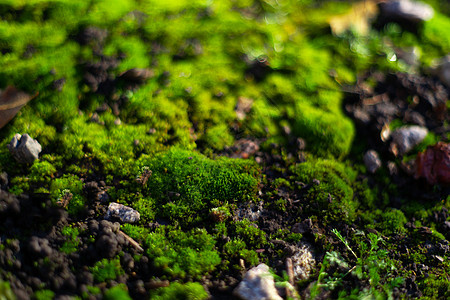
[
  {"xmin": 118, "ymin": 230, "xmax": 144, "ymax": 252},
  {"xmin": 286, "ymin": 257, "xmax": 295, "ymax": 286}
]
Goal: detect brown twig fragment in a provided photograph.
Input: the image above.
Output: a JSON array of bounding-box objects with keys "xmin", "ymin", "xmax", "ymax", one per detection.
[
  {"xmin": 118, "ymin": 230, "xmax": 144, "ymax": 252},
  {"xmin": 286, "ymin": 257, "xmax": 295, "ymax": 286}
]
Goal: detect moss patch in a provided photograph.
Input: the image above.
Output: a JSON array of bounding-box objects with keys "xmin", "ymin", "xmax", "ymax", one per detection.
[
  {"xmin": 291, "ymin": 158, "xmax": 358, "ymax": 222},
  {"xmin": 128, "ymin": 148, "xmax": 261, "ymax": 225}
]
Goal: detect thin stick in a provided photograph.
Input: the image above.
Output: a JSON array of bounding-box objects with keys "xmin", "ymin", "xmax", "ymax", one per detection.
[{"xmin": 118, "ymin": 230, "xmax": 144, "ymax": 252}]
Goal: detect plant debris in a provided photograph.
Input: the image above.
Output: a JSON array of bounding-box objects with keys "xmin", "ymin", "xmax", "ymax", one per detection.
[{"xmin": 0, "ymin": 87, "xmax": 36, "ymax": 129}]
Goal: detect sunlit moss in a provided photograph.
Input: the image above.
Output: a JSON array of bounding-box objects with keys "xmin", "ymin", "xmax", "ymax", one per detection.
[
  {"xmin": 150, "ymin": 282, "xmax": 208, "ymax": 300},
  {"xmin": 291, "ymin": 158, "xmax": 358, "ymax": 222},
  {"xmin": 294, "ymin": 102, "xmax": 355, "ymax": 158},
  {"xmin": 133, "ymin": 148, "xmax": 261, "ymax": 225},
  {"xmin": 122, "ymin": 224, "xmax": 221, "ymax": 280}
]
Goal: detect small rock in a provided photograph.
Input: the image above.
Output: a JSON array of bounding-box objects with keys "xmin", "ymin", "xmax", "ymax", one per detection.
[
  {"xmin": 387, "ymin": 161, "xmax": 399, "ymax": 176},
  {"xmin": 235, "ymin": 97, "xmax": 254, "ymax": 120},
  {"xmin": 290, "ymin": 243, "xmax": 315, "ymax": 280},
  {"xmin": 97, "ymin": 190, "xmax": 110, "ymax": 202},
  {"xmin": 291, "ymin": 218, "xmax": 312, "ymax": 234},
  {"xmin": 380, "ymin": 0, "xmax": 434, "ymax": 23},
  {"xmin": 363, "ymin": 150, "xmax": 382, "ymax": 173},
  {"xmin": 7, "ymin": 133, "xmax": 42, "ymax": 164},
  {"xmin": 430, "ymin": 55, "xmax": 450, "ymax": 88},
  {"xmin": 90, "ymin": 112, "xmax": 104, "ymax": 125},
  {"xmin": 105, "ymin": 202, "xmax": 140, "ymax": 223},
  {"xmin": 397, "ymin": 47, "xmax": 420, "ymax": 67},
  {"xmin": 233, "ymin": 264, "xmax": 282, "ymax": 300},
  {"xmin": 232, "ymin": 139, "xmax": 260, "ymax": 159},
  {"xmin": 296, "ymin": 138, "xmax": 306, "ymax": 151},
  {"xmin": 391, "ymin": 126, "xmax": 428, "ymax": 155},
  {"xmin": 52, "ymin": 78, "xmax": 66, "ymax": 91},
  {"xmin": 353, "ymin": 107, "xmax": 371, "ymax": 125}
]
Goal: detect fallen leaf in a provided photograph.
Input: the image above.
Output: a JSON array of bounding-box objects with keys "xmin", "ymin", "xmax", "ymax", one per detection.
[
  {"xmin": 0, "ymin": 86, "xmax": 37, "ymax": 129},
  {"xmin": 415, "ymin": 142, "xmax": 450, "ymax": 185},
  {"xmin": 329, "ymin": 0, "xmax": 380, "ymax": 36},
  {"xmin": 119, "ymin": 68, "xmax": 154, "ymax": 82}
]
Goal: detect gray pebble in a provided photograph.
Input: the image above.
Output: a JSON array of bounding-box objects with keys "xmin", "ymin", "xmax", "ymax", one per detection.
[
  {"xmin": 363, "ymin": 150, "xmax": 382, "ymax": 173},
  {"xmin": 7, "ymin": 133, "xmax": 42, "ymax": 164},
  {"xmin": 105, "ymin": 202, "xmax": 140, "ymax": 223},
  {"xmin": 391, "ymin": 125, "xmax": 428, "ymax": 155},
  {"xmin": 233, "ymin": 264, "xmax": 282, "ymax": 300},
  {"xmin": 380, "ymin": 0, "xmax": 434, "ymax": 23}
]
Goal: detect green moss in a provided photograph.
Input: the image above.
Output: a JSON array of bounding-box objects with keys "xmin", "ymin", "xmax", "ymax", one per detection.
[
  {"xmin": 133, "ymin": 148, "xmax": 260, "ymax": 225},
  {"xmin": 150, "ymin": 282, "xmax": 208, "ymax": 300},
  {"xmin": 421, "ymin": 12, "xmax": 450, "ymax": 64},
  {"xmin": 0, "ymin": 1, "xmax": 448, "ymax": 298},
  {"xmin": 90, "ymin": 257, "xmax": 124, "ymax": 283},
  {"xmin": 8, "ymin": 175, "xmax": 30, "ymax": 196},
  {"xmin": 203, "ymin": 123, "xmax": 234, "ymax": 151},
  {"xmin": 291, "ymin": 158, "xmax": 358, "ymax": 222},
  {"xmin": 0, "ymin": 280, "xmax": 15, "ymax": 300},
  {"xmin": 33, "ymin": 289, "xmax": 55, "ymax": 300},
  {"xmin": 60, "ymin": 225, "xmax": 80, "ymax": 254},
  {"xmin": 122, "ymin": 225, "xmax": 221, "ymax": 280},
  {"xmin": 223, "ymin": 238, "xmax": 259, "ymax": 267},
  {"xmin": 103, "ymin": 284, "xmax": 132, "ymax": 300},
  {"xmin": 293, "ymin": 102, "xmax": 355, "ymax": 158},
  {"xmin": 234, "ymin": 219, "xmax": 267, "ymax": 248},
  {"xmin": 377, "ymin": 208, "xmax": 407, "ymax": 235},
  {"xmin": 418, "ymin": 271, "xmax": 450, "ymax": 299},
  {"xmin": 29, "ymin": 160, "xmax": 56, "ymax": 184},
  {"xmin": 83, "ymin": 286, "xmax": 101, "ymax": 299},
  {"xmin": 49, "ymin": 175, "xmax": 85, "ymax": 216}
]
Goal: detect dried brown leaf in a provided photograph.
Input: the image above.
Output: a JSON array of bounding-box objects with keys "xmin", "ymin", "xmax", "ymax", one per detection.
[
  {"xmin": 0, "ymin": 86, "xmax": 37, "ymax": 129},
  {"xmin": 415, "ymin": 142, "xmax": 450, "ymax": 185},
  {"xmin": 329, "ymin": 0, "xmax": 379, "ymax": 36}
]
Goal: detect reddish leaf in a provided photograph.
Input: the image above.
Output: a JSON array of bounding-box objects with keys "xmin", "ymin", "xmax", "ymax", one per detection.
[{"xmin": 415, "ymin": 142, "xmax": 450, "ymax": 185}]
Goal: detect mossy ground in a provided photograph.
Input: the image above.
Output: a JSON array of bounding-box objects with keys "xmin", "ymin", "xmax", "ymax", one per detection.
[{"xmin": 0, "ymin": 0, "xmax": 449, "ymax": 299}]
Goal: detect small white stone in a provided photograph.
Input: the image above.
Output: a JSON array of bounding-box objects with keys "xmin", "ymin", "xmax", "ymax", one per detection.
[
  {"xmin": 363, "ymin": 150, "xmax": 382, "ymax": 173},
  {"xmin": 233, "ymin": 264, "xmax": 282, "ymax": 300},
  {"xmin": 381, "ymin": 0, "xmax": 434, "ymax": 22},
  {"xmin": 7, "ymin": 133, "xmax": 42, "ymax": 164},
  {"xmin": 391, "ymin": 126, "xmax": 428, "ymax": 155},
  {"xmin": 105, "ymin": 203, "xmax": 140, "ymax": 223}
]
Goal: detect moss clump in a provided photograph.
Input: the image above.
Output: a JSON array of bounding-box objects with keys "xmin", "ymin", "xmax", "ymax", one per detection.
[
  {"xmin": 293, "ymin": 102, "xmax": 355, "ymax": 158},
  {"xmin": 49, "ymin": 174, "xmax": 85, "ymax": 216},
  {"xmin": 104, "ymin": 284, "xmax": 132, "ymax": 300},
  {"xmin": 131, "ymin": 148, "xmax": 260, "ymax": 225},
  {"xmin": 0, "ymin": 280, "xmax": 15, "ymax": 300},
  {"xmin": 291, "ymin": 158, "xmax": 358, "ymax": 222},
  {"xmin": 418, "ymin": 272, "xmax": 450, "ymax": 299},
  {"xmin": 233, "ymin": 219, "xmax": 267, "ymax": 249},
  {"xmin": 60, "ymin": 225, "xmax": 80, "ymax": 254},
  {"xmin": 150, "ymin": 282, "xmax": 208, "ymax": 300},
  {"xmin": 122, "ymin": 225, "xmax": 221, "ymax": 280},
  {"xmin": 360, "ymin": 208, "xmax": 408, "ymax": 235},
  {"xmin": 33, "ymin": 289, "xmax": 55, "ymax": 300},
  {"xmin": 223, "ymin": 238, "xmax": 259, "ymax": 267},
  {"xmin": 90, "ymin": 257, "xmax": 124, "ymax": 283}
]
